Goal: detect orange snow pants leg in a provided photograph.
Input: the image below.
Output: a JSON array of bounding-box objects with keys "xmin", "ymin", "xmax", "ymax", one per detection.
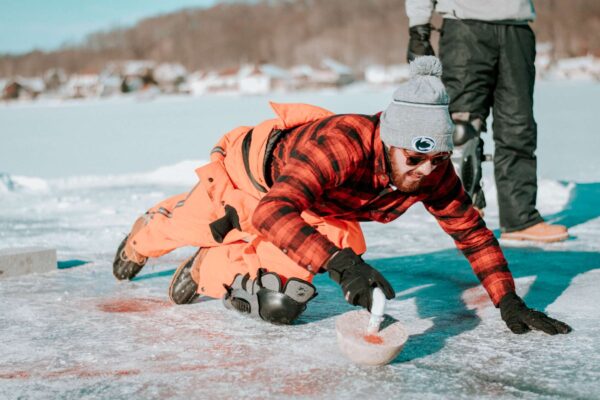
[
  {"xmin": 129, "ymin": 178, "xmax": 366, "ymax": 299},
  {"xmin": 192, "ymin": 215, "xmax": 366, "ymax": 299},
  {"xmin": 130, "ymin": 180, "xmax": 249, "ymax": 258}
]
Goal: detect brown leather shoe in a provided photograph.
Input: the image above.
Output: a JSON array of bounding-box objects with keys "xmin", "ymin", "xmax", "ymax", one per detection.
[
  {"xmin": 168, "ymin": 248, "xmax": 206, "ymax": 305},
  {"xmin": 501, "ymin": 222, "xmax": 569, "ymax": 243},
  {"xmin": 112, "ymin": 216, "xmax": 149, "ymax": 280}
]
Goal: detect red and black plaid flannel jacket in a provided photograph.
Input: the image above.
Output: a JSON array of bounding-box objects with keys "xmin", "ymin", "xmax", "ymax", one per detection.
[{"xmin": 251, "ymin": 113, "xmax": 515, "ymax": 305}]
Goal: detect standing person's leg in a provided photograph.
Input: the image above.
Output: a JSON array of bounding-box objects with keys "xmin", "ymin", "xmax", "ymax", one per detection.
[
  {"xmin": 439, "ymin": 19, "xmax": 497, "ymax": 124},
  {"xmin": 438, "ymin": 19, "xmax": 498, "ymax": 210},
  {"xmin": 492, "ymin": 24, "xmax": 541, "ymax": 231},
  {"xmin": 493, "ymin": 24, "xmax": 567, "ymax": 242}
]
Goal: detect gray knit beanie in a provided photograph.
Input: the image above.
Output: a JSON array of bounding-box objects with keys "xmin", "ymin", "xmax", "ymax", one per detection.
[{"xmin": 380, "ymin": 56, "xmax": 454, "ymax": 153}]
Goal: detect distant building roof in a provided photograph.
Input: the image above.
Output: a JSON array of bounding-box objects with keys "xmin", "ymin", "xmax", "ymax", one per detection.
[
  {"xmin": 154, "ymin": 63, "xmax": 188, "ymax": 83},
  {"xmin": 105, "ymin": 60, "xmax": 155, "ymax": 77},
  {"xmin": 321, "ymin": 58, "xmax": 353, "ymax": 75},
  {"xmin": 259, "ymin": 64, "xmax": 290, "ymax": 79},
  {"xmin": 17, "ymin": 77, "xmax": 45, "ymax": 92},
  {"xmin": 217, "ymin": 67, "xmax": 240, "ymax": 77}
]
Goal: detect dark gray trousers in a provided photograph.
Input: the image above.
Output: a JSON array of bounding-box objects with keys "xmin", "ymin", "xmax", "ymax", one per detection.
[{"xmin": 439, "ymin": 19, "xmax": 544, "ymax": 232}]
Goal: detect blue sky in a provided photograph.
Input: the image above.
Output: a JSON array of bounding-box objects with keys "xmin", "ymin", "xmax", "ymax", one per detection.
[{"xmin": 0, "ymin": 0, "xmax": 219, "ymax": 55}]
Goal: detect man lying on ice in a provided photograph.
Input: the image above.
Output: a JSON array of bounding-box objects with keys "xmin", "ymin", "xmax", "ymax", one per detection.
[{"xmin": 112, "ymin": 56, "xmax": 570, "ymax": 335}]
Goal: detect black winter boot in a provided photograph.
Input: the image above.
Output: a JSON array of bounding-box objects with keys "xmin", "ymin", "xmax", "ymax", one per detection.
[
  {"xmin": 112, "ymin": 234, "xmax": 147, "ymax": 280},
  {"xmin": 168, "ymin": 250, "xmax": 203, "ymax": 305}
]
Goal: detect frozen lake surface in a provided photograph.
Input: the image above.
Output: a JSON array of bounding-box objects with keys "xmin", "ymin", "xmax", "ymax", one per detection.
[{"xmin": 1, "ymin": 84, "xmax": 599, "ymax": 399}]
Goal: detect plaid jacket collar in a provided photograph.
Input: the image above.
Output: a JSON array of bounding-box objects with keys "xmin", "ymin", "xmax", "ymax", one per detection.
[{"xmin": 372, "ymin": 113, "xmax": 393, "ymax": 189}]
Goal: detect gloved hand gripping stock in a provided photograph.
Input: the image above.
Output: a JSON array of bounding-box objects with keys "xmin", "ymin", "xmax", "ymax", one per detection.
[{"xmin": 326, "ymin": 248, "xmax": 395, "ymax": 310}]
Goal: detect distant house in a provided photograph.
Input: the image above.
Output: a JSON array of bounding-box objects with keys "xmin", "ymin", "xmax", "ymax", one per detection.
[
  {"xmin": 289, "ymin": 64, "xmax": 316, "ymax": 90},
  {"xmin": 97, "ymin": 65, "xmax": 123, "ymax": 97},
  {"xmin": 547, "ymin": 56, "xmax": 600, "ymax": 81},
  {"xmin": 184, "ymin": 70, "xmax": 211, "ymax": 95},
  {"xmin": 63, "ymin": 74, "xmax": 101, "ymax": 98},
  {"xmin": 290, "ymin": 59, "xmax": 355, "ymax": 89},
  {"xmin": 104, "ymin": 60, "xmax": 157, "ymax": 93},
  {"xmin": 259, "ymin": 64, "xmax": 292, "ymax": 91},
  {"xmin": 122, "ymin": 60, "xmax": 156, "ymax": 78},
  {"xmin": 20, "ymin": 77, "xmax": 45, "ymax": 95},
  {"xmin": 98, "ymin": 74, "xmax": 122, "ymax": 97},
  {"xmin": 535, "ymin": 42, "xmax": 554, "ymax": 79},
  {"xmin": 365, "ymin": 64, "xmax": 411, "ymax": 85},
  {"xmin": 207, "ymin": 67, "xmax": 240, "ymax": 93},
  {"xmin": 2, "ymin": 78, "xmax": 44, "ymax": 101},
  {"xmin": 2, "ymin": 81, "xmax": 25, "ymax": 100},
  {"xmin": 238, "ymin": 64, "xmax": 291, "ymax": 94},
  {"xmin": 43, "ymin": 68, "xmax": 67, "ymax": 93},
  {"xmin": 321, "ymin": 58, "xmax": 355, "ymax": 86},
  {"xmin": 154, "ymin": 63, "xmax": 188, "ymax": 93},
  {"xmin": 239, "ymin": 65, "xmax": 270, "ymax": 94}
]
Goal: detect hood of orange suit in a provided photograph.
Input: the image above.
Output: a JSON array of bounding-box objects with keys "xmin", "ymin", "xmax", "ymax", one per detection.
[{"xmin": 269, "ymin": 102, "xmax": 334, "ymax": 130}]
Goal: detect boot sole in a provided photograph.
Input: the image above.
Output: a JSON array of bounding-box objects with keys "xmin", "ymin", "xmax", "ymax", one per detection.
[
  {"xmin": 112, "ymin": 235, "xmax": 146, "ymax": 280},
  {"xmin": 500, "ymin": 232, "xmax": 569, "ymax": 243},
  {"xmin": 168, "ymin": 248, "xmax": 207, "ymax": 305}
]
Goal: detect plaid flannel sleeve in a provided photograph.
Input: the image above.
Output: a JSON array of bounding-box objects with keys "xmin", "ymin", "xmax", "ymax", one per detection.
[
  {"xmin": 423, "ymin": 163, "xmax": 515, "ymax": 306},
  {"xmin": 251, "ymin": 128, "xmax": 363, "ymax": 273}
]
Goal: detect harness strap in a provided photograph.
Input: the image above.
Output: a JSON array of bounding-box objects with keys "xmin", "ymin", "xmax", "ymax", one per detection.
[
  {"xmin": 263, "ymin": 129, "xmax": 286, "ymax": 187},
  {"xmin": 242, "ymin": 129, "xmax": 268, "ymax": 193}
]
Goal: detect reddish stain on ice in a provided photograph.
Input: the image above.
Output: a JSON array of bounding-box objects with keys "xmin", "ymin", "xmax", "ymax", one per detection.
[
  {"xmin": 363, "ymin": 334, "xmax": 384, "ymax": 344},
  {"xmin": 1, "ymin": 368, "xmax": 142, "ymax": 380},
  {"xmin": 97, "ymin": 298, "xmax": 171, "ymax": 313},
  {"xmin": 0, "ymin": 371, "xmax": 30, "ymax": 379},
  {"xmin": 115, "ymin": 369, "xmax": 141, "ymax": 376},
  {"xmin": 1, "ymin": 361, "xmax": 255, "ymax": 381},
  {"xmin": 279, "ymin": 368, "xmax": 329, "ymax": 396},
  {"xmin": 168, "ymin": 364, "xmax": 210, "ymax": 373}
]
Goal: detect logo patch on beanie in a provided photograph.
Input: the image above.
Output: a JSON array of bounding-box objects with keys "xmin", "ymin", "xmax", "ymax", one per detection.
[{"xmin": 411, "ymin": 136, "xmax": 436, "ymax": 153}]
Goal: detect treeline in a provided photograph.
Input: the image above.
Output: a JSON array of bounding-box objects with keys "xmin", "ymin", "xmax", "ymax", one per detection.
[{"xmin": 1, "ymin": 0, "xmax": 599, "ymax": 77}]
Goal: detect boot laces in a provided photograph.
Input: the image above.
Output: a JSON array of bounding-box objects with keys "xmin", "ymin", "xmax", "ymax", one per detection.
[{"xmin": 120, "ymin": 247, "xmax": 147, "ymax": 265}]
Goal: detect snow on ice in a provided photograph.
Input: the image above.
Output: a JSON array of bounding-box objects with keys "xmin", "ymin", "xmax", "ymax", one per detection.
[{"xmin": 0, "ymin": 83, "xmax": 599, "ymax": 399}]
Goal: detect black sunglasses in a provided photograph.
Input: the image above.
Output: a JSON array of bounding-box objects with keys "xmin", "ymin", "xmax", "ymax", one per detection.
[{"xmin": 402, "ymin": 149, "xmax": 452, "ymax": 167}]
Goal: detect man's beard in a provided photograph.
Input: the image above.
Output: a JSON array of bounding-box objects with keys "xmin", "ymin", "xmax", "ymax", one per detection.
[
  {"xmin": 390, "ymin": 167, "xmax": 424, "ymax": 192},
  {"xmin": 394, "ymin": 176, "xmax": 424, "ymax": 192},
  {"xmin": 396, "ymin": 179, "xmax": 422, "ymax": 192}
]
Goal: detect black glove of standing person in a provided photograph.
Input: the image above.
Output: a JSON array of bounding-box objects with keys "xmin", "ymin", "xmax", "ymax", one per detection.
[
  {"xmin": 499, "ymin": 292, "xmax": 572, "ymax": 335},
  {"xmin": 407, "ymin": 24, "xmax": 435, "ymax": 62},
  {"xmin": 326, "ymin": 248, "xmax": 395, "ymax": 310}
]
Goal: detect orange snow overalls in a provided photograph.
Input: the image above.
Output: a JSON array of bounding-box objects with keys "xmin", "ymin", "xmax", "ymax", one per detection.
[{"xmin": 130, "ymin": 102, "xmax": 367, "ymax": 298}]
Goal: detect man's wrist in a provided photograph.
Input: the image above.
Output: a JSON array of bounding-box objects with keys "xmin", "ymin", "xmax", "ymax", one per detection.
[
  {"xmin": 499, "ymin": 291, "xmax": 523, "ymax": 310},
  {"xmin": 322, "ymin": 250, "xmax": 340, "ymax": 271}
]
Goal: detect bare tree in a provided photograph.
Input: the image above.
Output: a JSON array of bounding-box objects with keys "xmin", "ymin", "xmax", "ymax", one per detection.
[{"xmin": 0, "ymin": 0, "xmax": 598, "ymax": 78}]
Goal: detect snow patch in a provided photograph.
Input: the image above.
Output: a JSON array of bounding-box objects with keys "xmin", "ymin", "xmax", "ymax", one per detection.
[
  {"xmin": 482, "ymin": 178, "xmax": 572, "ymax": 219},
  {"xmin": 0, "ymin": 173, "xmax": 49, "ymax": 193},
  {"xmin": 547, "ymin": 269, "xmax": 600, "ymax": 317},
  {"xmin": 537, "ymin": 180, "xmax": 574, "ymax": 215},
  {"xmin": 51, "ymin": 159, "xmax": 206, "ymax": 190}
]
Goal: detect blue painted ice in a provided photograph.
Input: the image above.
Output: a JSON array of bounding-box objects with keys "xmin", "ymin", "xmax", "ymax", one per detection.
[{"xmin": 1, "ymin": 84, "xmax": 599, "ymax": 398}]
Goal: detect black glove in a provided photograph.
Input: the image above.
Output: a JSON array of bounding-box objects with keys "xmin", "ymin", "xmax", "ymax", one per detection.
[
  {"xmin": 499, "ymin": 292, "xmax": 572, "ymax": 335},
  {"xmin": 327, "ymin": 248, "xmax": 395, "ymax": 310},
  {"xmin": 407, "ymin": 24, "xmax": 435, "ymax": 62}
]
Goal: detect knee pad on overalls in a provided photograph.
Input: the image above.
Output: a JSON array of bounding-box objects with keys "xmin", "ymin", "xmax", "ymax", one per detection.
[
  {"xmin": 451, "ymin": 118, "xmax": 488, "ymax": 210},
  {"xmin": 222, "ymin": 269, "xmax": 317, "ymax": 325}
]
